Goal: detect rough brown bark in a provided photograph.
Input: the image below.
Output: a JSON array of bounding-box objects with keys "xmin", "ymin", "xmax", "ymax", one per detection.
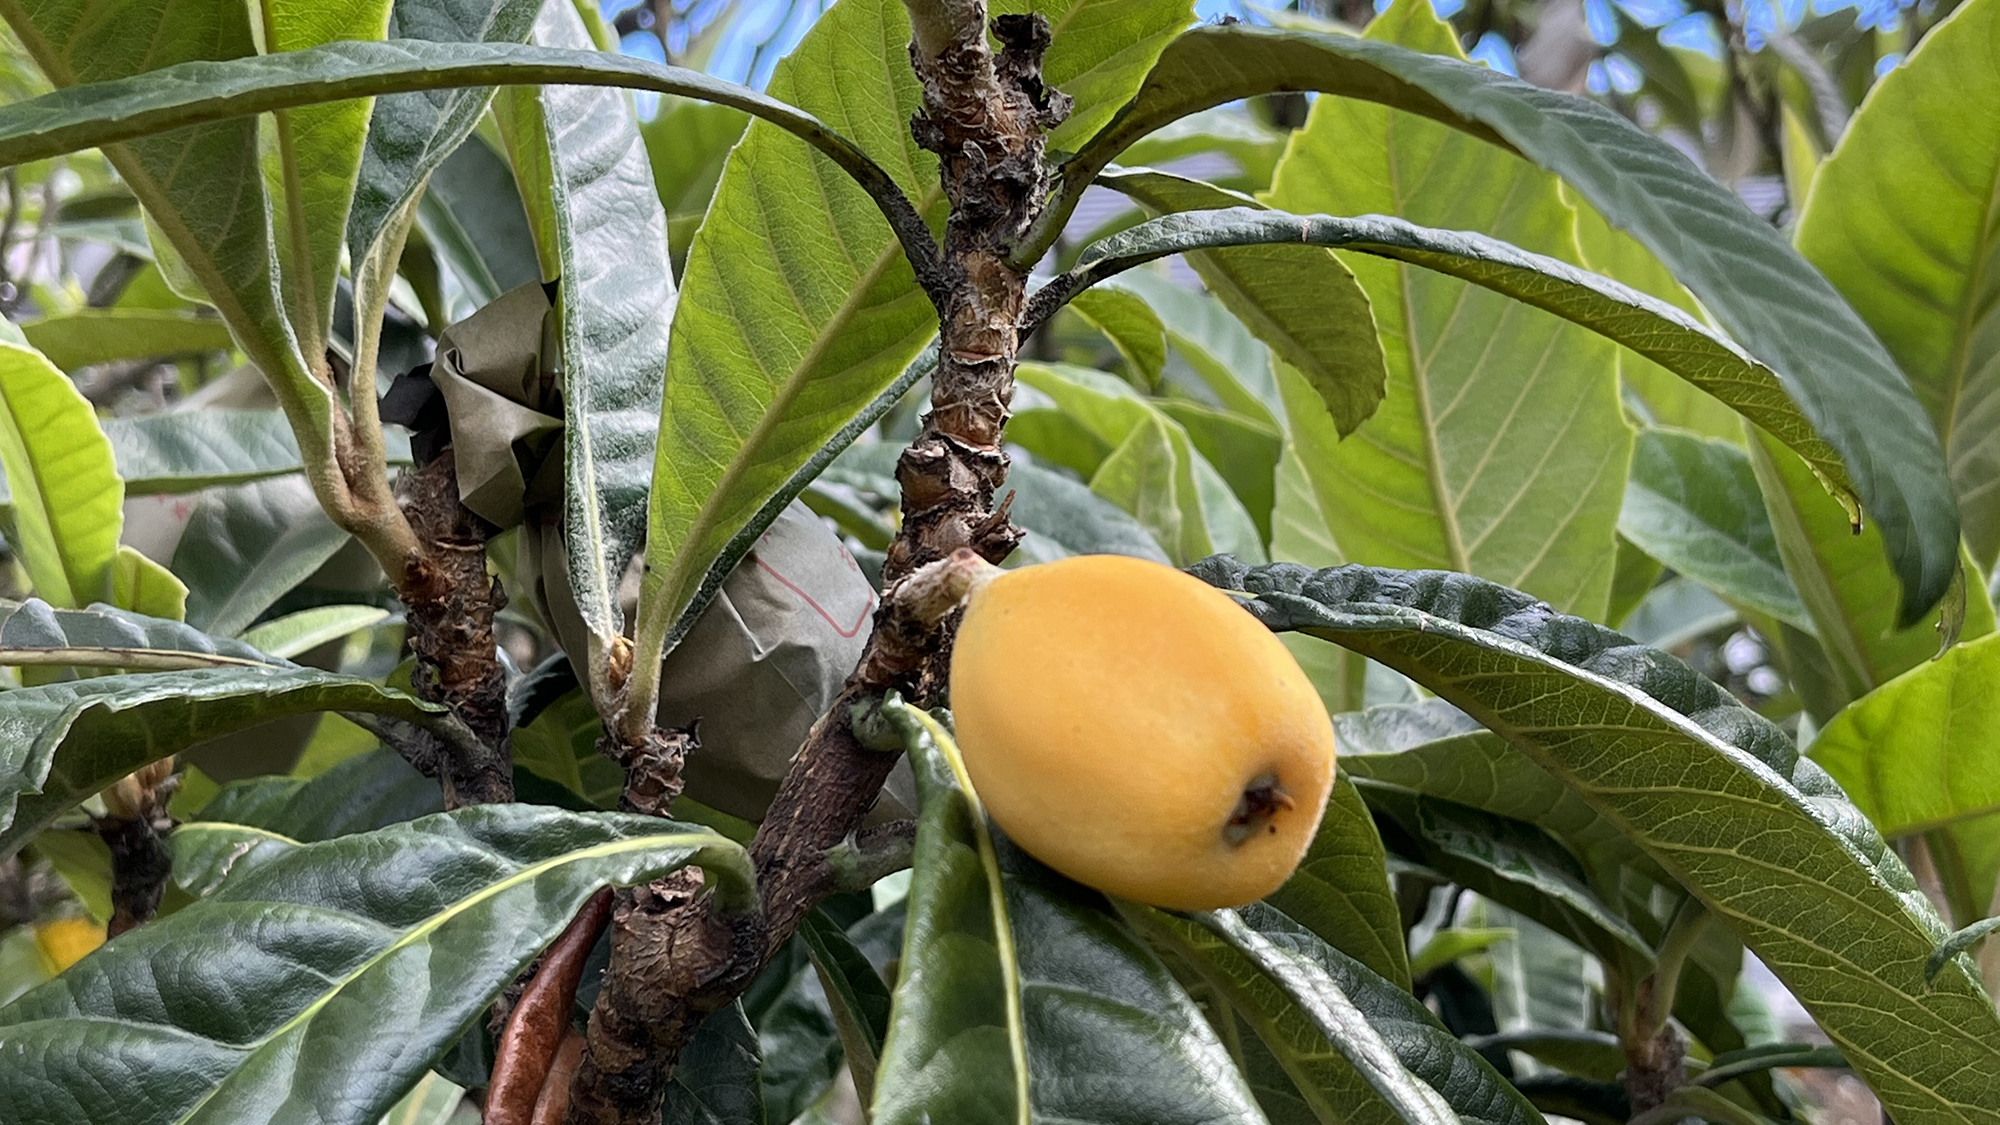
[
  {"xmin": 562, "ymin": 7, "xmax": 1057, "ymax": 1120},
  {"xmin": 1620, "ymin": 1012, "xmax": 1688, "ymax": 1114},
  {"xmin": 395, "ymin": 449, "xmax": 514, "ymax": 807}
]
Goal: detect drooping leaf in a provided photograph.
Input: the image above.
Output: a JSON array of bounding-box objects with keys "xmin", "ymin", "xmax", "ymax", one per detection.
[
  {"xmin": 1794, "ymin": 0, "xmax": 2000, "ymax": 570},
  {"xmin": 798, "ymin": 909, "xmax": 892, "ymax": 1102},
  {"xmin": 17, "ymin": 309, "xmax": 236, "ymax": 370},
  {"xmin": 1070, "ymin": 283, "xmax": 1168, "ymax": 389},
  {"xmin": 1809, "ymin": 631, "xmax": 2000, "ymax": 837},
  {"xmin": 104, "ymin": 409, "xmax": 413, "ymax": 493},
  {"xmin": 0, "ymin": 335, "xmax": 126, "ymax": 607},
  {"xmin": 1063, "ymin": 14, "xmax": 1963, "ymax": 622},
  {"xmin": 1750, "ymin": 430, "xmax": 1995, "ymax": 716},
  {"xmin": 171, "ymin": 476, "xmax": 356, "ymax": 637},
  {"xmin": 0, "ymin": 0, "xmax": 325, "ymax": 446},
  {"xmin": 1191, "ymin": 556, "xmax": 2000, "ymax": 1124},
  {"xmin": 1134, "ymin": 906, "xmax": 1463, "ymax": 1125},
  {"xmin": 634, "ymin": 0, "xmax": 1196, "ymax": 661},
  {"xmin": 1618, "ymin": 428, "xmax": 1810, "ymax": 631},
  {"xmin": 1264, "ymin": 771, "xmax": 1409, "ymax": 990},
  {"xmin": 871, "ymin": 698, "xmax": 1267, "ymax": 1125},
  {"xmin": 0, "ymin": 806, "xmax": 751, "ymax": 1125},
  {"xmin": 0, "ymin": 667, "xmax": 448, "ymax": 860},
  {"xmin": 0, "ymin": 598, "xmax": 280, "ymax": 671},
  {"xmin": 1084, "ymin": 170, "xmax": 1387, "ymax": 437}
]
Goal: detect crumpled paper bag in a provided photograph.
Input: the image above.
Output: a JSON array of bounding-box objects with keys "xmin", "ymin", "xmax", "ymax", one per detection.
[{"xmin": 433, "ymin": 282, "xmax": 908, "ymax": 822}]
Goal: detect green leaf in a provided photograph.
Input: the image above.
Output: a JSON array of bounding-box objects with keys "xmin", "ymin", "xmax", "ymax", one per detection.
[
  {"xmin": 1808, "ymin": 631, "xmax": 2000, "ymax": 836},
  {"xmin": 1409, "ymin": 928, "xmax": 1516, "ymax": 981},
  {"xmin": 1619, "ymin": 428, "xmax": 1810, "ymax": 631},
  {"xmin": 1117, "ymin": 107, "xmax": 1284, "ymax": 192},
  {"xmin": 661, "ymin": 1003, "xmax": 764, "ymax": 1125},
  {"xmin": 0, "ymin": 805, "xmax": 748, "ymax": 1125},
  {"xmin": 420, "ymin": 131, "xmax": 544, "ymax": 304},
  {"xmin": 1750, "ymin": 430, "xmax": 1996, "ymax": 715},
  {"xmin": 1462, "ymin": 1030, "xmax": 1623, "ymax": 1083},
  {"xmin": 799, "ymin": 909, "xmax": 892, "ymax": 1103},
  {"xmin": 238, "ymin": 605, "xmax": 392, "ymax": 659},
  {"xmin": 1794, "ymin": 0, "xmax": 2000, "ymax": 570},
  {"xmin": 1134, "ymin": 906, "xmax": 1464, "ymax": 1125},
  {"xmin": 1016, "ymin": 362, "xmax": 1262, "ymax": 564},
  {"xmin": 171, "ymin": 476, "xmax": 355, "ymax": 637},
  {"xmin": 1335, "ymin": 701, "xmax": 1642, "ymax": 881},
  {"xmin": 0, "ymin": 667, "xmax": 448, "ymax": 861},
  {"xmin": 521, "ymin": 0, "xmax": 672, "ymax": 685},
  {"xmin": 1063, "ymin": 14, "xmax": 1962, "ymax": 622},
  {"xmin": 1088, "ymin": 170, "xmax": 1388, "ymax": 437},
  {"xmin": 642, "ymin": 97, "xmax": 746, "ymax": 264},
  {"xmin": 346, "ymin": 1, "xmax": 541, "ymax": 282},
  {"xmin": 17, "ymin": 310, "xmax": 236, "ymax": 370},
  {"xmin": 1264, "ymin": 770, "xmax": 1410, "ymax": 990},
  {"xmin": 261, "ymin": 0, "xmax": 394, "ymax": 359},
  {"xmin": 110, "ymin": 545, "xmax": 189, "ymax": 621},
  {"xmin": 1239, "ymin": 1, "xmax": 1627, "ymax": 619},
  {"xmin": 1158, "ymin": 399, "xmax": 1281, "ymax": 543},
  {"xmin": 1192, "ymin": 556, "xmax": 2000, "ymax": 1123},
  {"xmin": 871, "ymin": 698, "xmax": 1266, "ymax": 1125},
  {"xmin": 0, "ymin": 335, "xmax": 126, "ymax": 607},
  {"xmin": 0, "ymin": 597, "xmax": 281, "ymax": 672},
  {"xmin": 634, "ymin": 0, "xmax": 1194, "ymax": 661},
  {"xmin": 1070, "ymin": 283, "xmax": 1168, "ymax": 389},
  {"xmin": 0, "ymin": 0, "xmax": 324, "ymax": 447},
  {"xmin": 510, "ymin": 685, "xmax": 623, "ymax": 808},
  {"xmin": 104, "ymin": 409, "xmax": 413, "ymax": 494}
]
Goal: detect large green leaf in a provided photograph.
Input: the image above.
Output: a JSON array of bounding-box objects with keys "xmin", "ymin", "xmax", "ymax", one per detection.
[
  {"xmin": 1264, "ymin": 771, "xmax": 1409, "ymax": 990},
  {"xmin": 261, "ymin": 0, "xmax": 394, "ymax": 359},
  {"xmin": 0, "ymin": 666, "xmax": 449, "ymax": 860},
  {"xmin": 0, "ymin": 597, "xmax": 281, "ymax": 671},
  {"xmin": 1135, "ymin": 907, "xmax": 1460, "ymax": 1125},
  {"xmin": 1060, "ymin": 15, "xmax": 1962, "ymax": 622},
  {"xmin": 634, "ymin": 0, "xmax": 1195, "ymax": 661},
  {"xmin": 0, "ymin": 334, "xmax": 128, "ymax": 607},
  {"xmin": 105, "ymin": 409, "xmax": 413, "ymax": 493},
  {"xmin": 1063, "ymin": 183, "xmax": 1822, "ymax": 489},
  {"xmin": 0, "ymin": 805, "xmax": 749, "ymax": 1125},
  {"xmin": 1794, "ymin": 0, "xmax": 2000, "ymax": 570},
  {"xmin": 1750, "ymin": 430, "xmax": 1996, "ymax": 715},
  {"xmin": 519, "ymin": 0, "xmax": 672, "ymax": 690},
  {"xmin": 18, "ymin": 309, "xmax": 237, "ymax": 370},
  {"xmin": 1619, "ymin": 428, "xmax": 1809, "ymax": 631},
  {"xmin": 1191, "ymin": 556, "xmax": 2000, "ymax": 1124},
  {"xmin": 0, "ymin": 0, "xmax": 323, "ymax": 450},
  {"xmin": 1081, "ymin": 170, "xmax": 1387, "ymax": 437},
  {"xmin": 643, "ymin": 97, "xmax": 746, "ymax": 264},
  {"xmin": 1248, "ymin": 1, "xmax": 1627, "ymax": 620},
  {"xmin": 1809, "ymin": 631, "xmax": 2000, "ymax": 837},
  {"xmin": 870, "ymin": 699, "xmax": 1266, "ymax": 1125},
  {"xmin": 171, "ymin": 476, "xmax": 355, "ymax": 637}
]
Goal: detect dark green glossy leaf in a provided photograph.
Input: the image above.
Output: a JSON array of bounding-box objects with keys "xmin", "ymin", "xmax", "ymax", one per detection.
[
  {"xmin": 1264, "ymin": 770, "xmax": 1409, "ymax": 990},
  {"xmin": 0, "ymin": 805, "xmax": 750, "ymax": 1125},
  {"xmin": 1067, "ymin": 21, "xmax": 1960, "ymax": 622},
  {"xmin": 872, "ymin": 698, "xmax": 1266, "ymax": 1125},
  {"xmin": 0, "ymin": 667, "xmax": 446, "ymax": 860},
  {"xmin": 1192, "ymin": 556, "xmax": 2000, "ymax": 1124},
  {"xmin": 1461, "ymin": 1030, "xmax": 1623, "ymax": 1083},
  {"xmin": 1133, "ymin": 905, "xmax": 1467, "ymax": 1125},
  {"xmin": 1619, "ymin": 429, "xmax": 1808, "ymax": 630},
  {"xmin": 170, "ymin": 476, "xmax": 355, "ymax": 637},
  {"xmin": 662, "ymin": 1002, "xmax": 764, "ymax": 1125},
  {"xmin": 798, "ymin": 908, "xmax": 892, "ymax": 1101}
]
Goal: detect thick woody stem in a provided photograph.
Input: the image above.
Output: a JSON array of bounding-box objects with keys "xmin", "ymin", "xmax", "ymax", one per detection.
[
  {"xmin": 395, "ymin": 450, "xmax": 514, "ymax": 808},
  {"xmin": 564, "ymin": 4, "xmax": 1056, "ymax": 1119}
]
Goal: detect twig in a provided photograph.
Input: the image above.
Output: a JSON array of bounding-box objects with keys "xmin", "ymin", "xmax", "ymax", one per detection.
[{"xmin": 93, "ymin": 758, "xmax": 178, "ymax": 938}]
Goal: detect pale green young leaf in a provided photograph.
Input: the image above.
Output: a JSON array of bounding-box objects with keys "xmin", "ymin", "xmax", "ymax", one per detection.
[{"xmin": 0, "ymin": 337, "xmax": 123, "ymax": 608}]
